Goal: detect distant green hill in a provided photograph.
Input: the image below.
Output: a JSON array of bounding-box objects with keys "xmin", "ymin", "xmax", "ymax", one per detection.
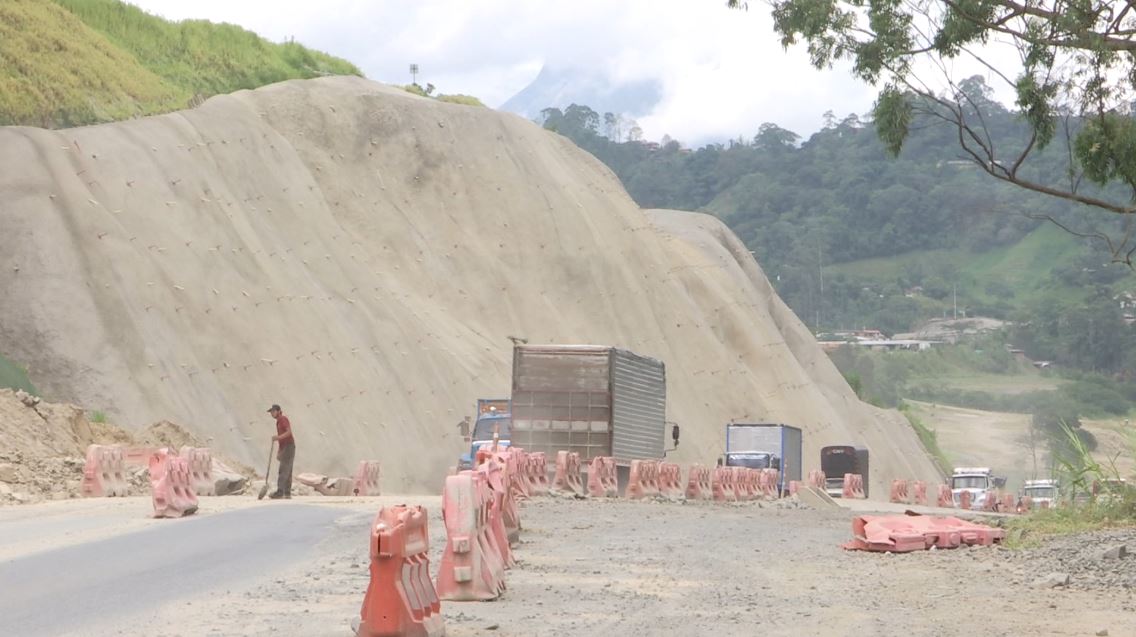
[{"xmin": 0, "ymin": 0, "xmax": 361, "ymax": 128}]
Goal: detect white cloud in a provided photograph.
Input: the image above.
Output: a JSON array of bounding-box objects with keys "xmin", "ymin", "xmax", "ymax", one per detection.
[{"xmin": 126, "ymin": 0, "xmax": 889, "ymax": 144}]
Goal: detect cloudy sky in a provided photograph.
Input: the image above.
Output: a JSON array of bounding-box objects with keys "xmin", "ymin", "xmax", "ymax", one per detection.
[{"xmin": 127, "ymin": 1, "xmax": 925, "ymax": 145}]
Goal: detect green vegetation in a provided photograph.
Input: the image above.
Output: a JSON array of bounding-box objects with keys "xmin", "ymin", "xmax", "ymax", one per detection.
[
  {"xmin": 740, "ymin": 0, "xmax": 1136, "ymax": 235},
  {"xmin": 0, "ymin": 353, "xmax": 37, "ymax": 395},
  {"xmin": 0, "ymin": 0, "xmax": 361, "ymax": 128},
  {"xmin": 399, "ymin": 83, "xmax": 485, "ymax": 107},
  {"xmin": 90, "ymin": 410, "xmax": 108, "ymax": 424},
  {"xmin": 1005, "ymin": 422, "xmax": 1136, "ymax": 546},
  {"xmin": 899, "ymin": 405, "xmax": 951, "ymax": 476}
]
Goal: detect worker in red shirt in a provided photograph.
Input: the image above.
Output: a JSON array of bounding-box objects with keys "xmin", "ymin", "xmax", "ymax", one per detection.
[{"xmin": 267, "ymin": 404, "xmax": 295, "ymax": 499}]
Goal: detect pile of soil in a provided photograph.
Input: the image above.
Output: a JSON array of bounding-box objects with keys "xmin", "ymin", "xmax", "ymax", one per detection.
[{"xmin": 0, "ymin": 388, "xmax": 250, "ymax": 505}]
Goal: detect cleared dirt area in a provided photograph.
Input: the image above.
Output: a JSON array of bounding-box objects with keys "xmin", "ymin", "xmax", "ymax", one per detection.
[{"xmin": 12, "ymin": 495, "xmax": 1129, "ymax": 637}]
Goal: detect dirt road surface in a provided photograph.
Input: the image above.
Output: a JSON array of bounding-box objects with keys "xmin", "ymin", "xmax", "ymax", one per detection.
[{"xmin": 1, "ymin": 495, "xmax": 1131, "ymax": 637}]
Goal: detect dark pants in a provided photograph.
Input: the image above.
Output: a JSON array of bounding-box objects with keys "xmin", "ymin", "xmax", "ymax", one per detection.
[{"xmin": 277, "ymin": 444, "xmax": 295, "ymax": 495}]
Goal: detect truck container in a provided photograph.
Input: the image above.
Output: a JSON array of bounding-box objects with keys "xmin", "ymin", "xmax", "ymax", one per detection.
[
  {"xmin": 723, "ymin": 423, "xmax": 803, "ymax": 495},
  {"xmin": 820, "ymin": 445, "xmax": 870, "ymax": 498},
  {"xmin": 508, "ymin": 344, "xmax": 669, "ymax": 466}
]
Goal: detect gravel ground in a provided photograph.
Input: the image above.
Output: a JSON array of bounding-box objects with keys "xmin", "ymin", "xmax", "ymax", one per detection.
[
  {"xmin": 120, "ymin": 496, "xmax": 1136, "ymax": 637},
  {"xmin": 999, "ymin": 527, "xmax": 1136, "ymax": 591}
]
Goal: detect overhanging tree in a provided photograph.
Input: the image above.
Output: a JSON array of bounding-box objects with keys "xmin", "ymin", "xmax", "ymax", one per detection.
[{"xmin": 728, "ymin": 0, "xmax": 1136, "ymax": 263}]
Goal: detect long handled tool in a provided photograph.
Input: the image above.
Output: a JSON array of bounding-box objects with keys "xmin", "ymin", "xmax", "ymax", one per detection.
[{"xmin": 257, "ymin": 440, "xmax": 276, "ymax": 500}]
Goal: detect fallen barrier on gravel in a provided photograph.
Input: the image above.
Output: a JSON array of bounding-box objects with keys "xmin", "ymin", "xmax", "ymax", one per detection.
[
  {"xmin": 354, "ymin": 505, "xmax": 445, "ymax": 637},
  {"xmin": 842, "ymin": 514, "xmax": 1006, "ymax": 552},
  {"xmin": 149, "ymin": 448, "xmax": 199, "ymax": 518}
]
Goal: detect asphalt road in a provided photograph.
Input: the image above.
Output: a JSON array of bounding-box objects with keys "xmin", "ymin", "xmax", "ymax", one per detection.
[{"xmin": 0, "ymin": 503, "xmax": 345, "ymax": 637}]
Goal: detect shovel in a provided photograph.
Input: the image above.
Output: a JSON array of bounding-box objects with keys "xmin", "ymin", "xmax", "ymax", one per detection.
[{"xmin": 257, "ymin": 440, "xmax": 276, "ymax": 500}]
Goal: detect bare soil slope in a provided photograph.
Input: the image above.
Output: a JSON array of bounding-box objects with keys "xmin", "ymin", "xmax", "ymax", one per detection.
[{"xmin": 0, "ymin": 77, "xmax": 940, "ymax": 492}]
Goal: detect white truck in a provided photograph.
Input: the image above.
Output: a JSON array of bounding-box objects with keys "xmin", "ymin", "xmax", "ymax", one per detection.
[
  {"xmin": 950, "ymin": 467, "xmax": 994, "ymax": 509},
  {"xmin": 1021, "ymin": 479, "xmax": 1059, "ymax": 509}
]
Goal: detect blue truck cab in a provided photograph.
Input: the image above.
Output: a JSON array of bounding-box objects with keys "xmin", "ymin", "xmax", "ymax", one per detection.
[{"xmin": 458, "ymin": 399, "xmax": 512, "ymax": 470}]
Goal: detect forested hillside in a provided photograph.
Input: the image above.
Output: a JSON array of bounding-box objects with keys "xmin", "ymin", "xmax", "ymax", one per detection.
[
  {"xmin": 540, "ymin": 81, "xmax": 1136, "ymax": 375},
  {"xmin": 0, "ymin": 0, "xmax": 360, "ymax": 128}
]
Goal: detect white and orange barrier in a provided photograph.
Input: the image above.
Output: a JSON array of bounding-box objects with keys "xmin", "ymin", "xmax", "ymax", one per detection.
[
  {"xmin": 483, "ymin": 453, "xmax": 522, "ymax": 544},
  {"xmin": 627, "ymin": 459, "xmax": 661, "ymax": 499},
  {"xmin": 889, "ymin": 479, "xmax": 910, "ymax": 504},
  {"xmin": 958, "ymin": 490, "xmax": 973, "ymax": 510},
  {"xmin": 149, "ymin": 448, "xmax": 199, "ymax": 518},
  {"xmin": 552, "ymin": 451, "xmax": 585, "ymax": 496},
  {"xmin": 912, "ymin": 481, "xmax": 928, "ymax": 506},
  {"xmin": 437, "ymin": 471, "xmax": 509, "ymax": 601},
  {"xmin": 81, "ymin": 444, "xmax": 129, "ymax": 497},
  {"xmin": 712, "ymin": 466, "xmax": 737, "ymax": 502},
  {"xmin": 685, "ymin": 464, "xmax": 712, "ymax": 500},
  {"xmin": 807, "ymin": 469, "xmax": 826, "ymax": 490},
  {"xmin": 758, "ymin": 468, "xmax": 779, "ymax": 499},
  {"xmin": 355, "ymin": 505, "xmax": 445, "ymax": 637},
  {"xmin": 353, "ymin": 460, "xmax": 382, "ymax": 496},
  {"xmin": 842, "ymin": 473, "xmax": 866, "ymax": 499},
  {"xmin": 936, "ymin": 484, "xmax": 954, "ymax": 508},
  {"xmin": 527, "ymin": 452, "xmax": 550, "ymax": 495},
  {"xmin": 658, "ymin": 462, "xmax": 684, "ymax": 499},
  {"xmin": 178, "ymin": 446, "xmax": 215, "ymax": 496},
  {"xmin": 587, "ymin": 456, "xmax": 618, "ymax": 498}
]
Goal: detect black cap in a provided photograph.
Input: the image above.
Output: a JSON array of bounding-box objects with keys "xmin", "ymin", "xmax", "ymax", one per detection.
[{"xmin": 267, "ymin": 404, "xmax": 281, "ymax": 413}]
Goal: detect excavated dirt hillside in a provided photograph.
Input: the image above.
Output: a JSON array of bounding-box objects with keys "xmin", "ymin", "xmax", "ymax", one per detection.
[{"xmin": 0, "ymin": 76, "xmax": 941, "ymax": 493}]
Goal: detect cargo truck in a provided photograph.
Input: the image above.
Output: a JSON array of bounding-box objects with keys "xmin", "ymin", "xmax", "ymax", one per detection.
[
  {"xmin": 457, "ymin": 398, "xmax": 512, "ymax": 471},
  {"xmin": 820, "ymin": 445, "xmax": 870, "ymax": 498},
  {"xmin": 722, "ymin": 423, "xmax": 803, "ymax": 496},
  {"xmin": 508, "ymin": 345, "xmax": 675, "ymax": 482}
]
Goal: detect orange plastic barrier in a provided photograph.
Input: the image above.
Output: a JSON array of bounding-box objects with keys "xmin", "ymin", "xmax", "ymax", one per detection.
[
  {"xmin": 178, "ymin": 446, "xmax": 215, "ymax": 496},
  {"xmin": 912, "ymin": 481, "xmax": 928, "ymax": 506},
  {"xmin": 842, "ymin": 473, "xmax": 866, "ymax": 499},
  {"xmin": 437, "ymin": 471, "xmax": 509, "ymax": 602},
  {"xmin": 503, "ymin": 448, "xmax": 530, "ymax": 499},
  {"xmin": 627, "ymin": 459, "xmax": 662, "ymax": 499},
  {"xmin": 981, "ymin": 490, "xmax": 1000, "ymax": 512},
  {"xmin": 659, "ymin": 462, "xmax": 683, "ymax": 499},
  {"xmin": 807, "ymin": 470, "xmax": 826, "ymax": 490},
  {"xmin": 788, "ymin": 480, "xmax": 801, "ymax": 496},
  {"xmin": 843, "ymin": 515, "xmax": 1006, "ymax": 552},
  {"xmin": 355, "ymin": 505, "xmax": 445, "ymax": 637},
  {"xmin": 958, "ymin": 490, "xmax": 972, "ymax": 510},
  {"xmin": 81, "ymin": 444, "xmax": 129, "ymax": 497},
  {"xmin": 1000, "ymin": 493, "xmax": 1016, "ymax": 513},
  {"xmin": 684, "ymin": 464, "xmax": 711, "ymax": 500},
  {"xmin": 353, "ymin": 460, "xmax": 382, "ymax": 496},
  {"xmin": 482, "ymin": 453, "xmax": 521, "ymax": 544},
  {"xmin": 587, "ymin": 456, "xmax": 618, "ymax": 497},
  {"xmin": 1018, "ymin": 496, "xmax": 1033, "ymax": 513},
  {"xmin": 936, "ymin": 484, "xmax": 954, "ymax": 508},
  {"xmin": 149, "ymin": 448, "xmax": 199, "ymax": 518},
  {"xmin": 758, "ymin": 468, "xmax": 779, "ymax": 499},
  {"xmin": 552, "ymin": 451, "xmax": 585, "ymax": 496},
  {"xmin": 711, "ymin": 466, "xmax": 737, "ymax": 502},
  {"xmin": 528, "ymin": 452, "xmax": 549, "ymax": 495},
  {"xmin": 889, "ymin": 479, "xmax": 910, "ymax": 504}
]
